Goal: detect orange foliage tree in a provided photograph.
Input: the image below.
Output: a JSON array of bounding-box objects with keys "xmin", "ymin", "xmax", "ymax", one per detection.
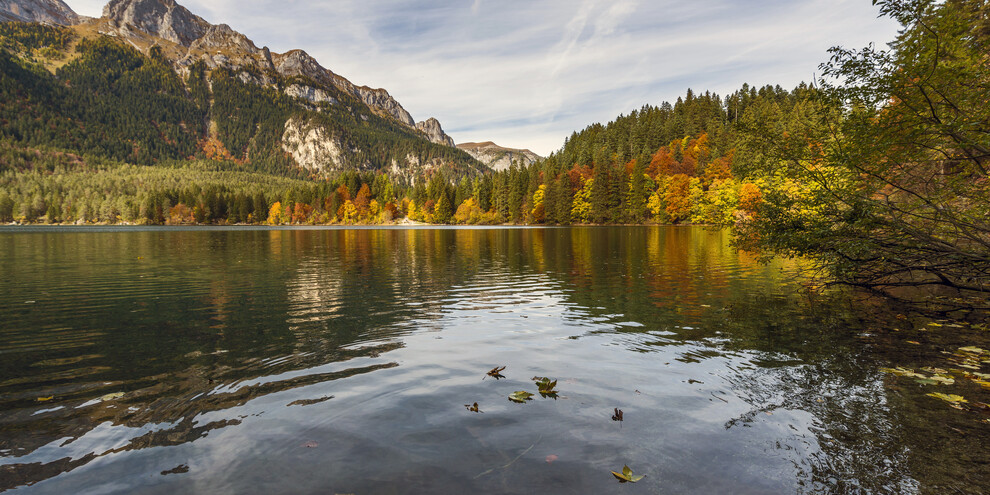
[{"xmin": 664, "ymin": 174, "xmax": 692, "ymax": 223}]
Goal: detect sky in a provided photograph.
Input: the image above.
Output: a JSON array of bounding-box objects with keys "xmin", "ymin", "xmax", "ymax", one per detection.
[{"xmin": 67, "ymin": 0, "xmax": 901, "ymax": 156}]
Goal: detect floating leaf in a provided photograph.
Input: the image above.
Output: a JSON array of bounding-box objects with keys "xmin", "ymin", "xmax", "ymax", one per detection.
[
  {"xmin": 915, "ymin": 378, "xmax": 939, "ymax": 385},
  {"xmin": 160, "ymin": 464, "xmax": 189, "ymax": 476},
  {"xmin": 287, "ymin": 396, "xmax": 334, "ymax": 407},
  {"xmin": 301, "ymin": 441, "xmax": 318, "ymax": 448},
  {"xmin": 533, "ymin": 377, "xmax": 558, "ymax": 397},
  {"xmin": 98, "ymin": 392, "xmax": 125, "ymax": 402},
  {"xmin": 465, "ymin": 402, "xmax": 482, "ymax": 413},
  {"xmin": 927, "ymin": 393, "xmax": 968, "ymax": 409},
  {"xmin": 611, "ymin": 465, "xmax": 645, "ymax": 483},
  {"xmin": 880, "ymin": 367, "xmax": 927, "ymax": 379},
  {"xmin": 508, "ymin": 391, "xmax": 534, "ymax": 403},
  {"xmin": 486, "ymin": 366, "xmax": 506, "ymax": 380},
  {"xmin": 958, "ymin": 346, "xmax": 988, "ymax": 355},
  {"xmin": 972, "ymin": 379, "xmax": 990, "ymax": 389},
  {"xmin": 906, "ymin": 341, "xmax": 921, "ymax": 345},
  {"xmin": 612, "ymin": 408, "xmax": 624, "ymax": 422},
  {"xmin": 36, "ymin": 396, "xmax": 54, "ymax": 402},
  {"xmin": 545, "ymin": 454, "xmax": 558, "ymax": 464}
]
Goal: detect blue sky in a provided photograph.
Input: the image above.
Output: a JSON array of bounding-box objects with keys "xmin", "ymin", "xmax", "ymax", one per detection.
[{"xmin": 67, "ymin": 0, "xmax": 900, "ymax": 156}]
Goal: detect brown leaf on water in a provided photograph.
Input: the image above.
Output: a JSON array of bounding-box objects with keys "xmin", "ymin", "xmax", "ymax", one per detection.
[
  {"xmin": 301, "ymin": 441, "xmax": 318, "ymax": 448},
  {"xmin": 486, "ymin": 366, "xmax": 506, "ymax": 380},
  {"xmin": 287, "ymin": 396, "xmax": 335, "ymax": 407},
  {"xmin": 465, "ymin": 402, "xmax": 482, "ymax": 413},
  {"xmin": 161, "ymin": 464, "xmax": 190, "ymax": 476},
  {"xmin": 612, "ymin": 408, "xmax": 624, "ymax": 422}
]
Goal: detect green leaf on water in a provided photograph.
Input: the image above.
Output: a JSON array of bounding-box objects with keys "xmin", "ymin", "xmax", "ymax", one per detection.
[
  {"xmin": 508, "ymin": 391, "xmax": 534, "ymax": 403},
  {"xmin": 533, "ymin": 376, "xmax": 559, "ymax": 396},
  {"xmin": 611, "ymin": 465, "xmax": 645, "ymax": 483}
]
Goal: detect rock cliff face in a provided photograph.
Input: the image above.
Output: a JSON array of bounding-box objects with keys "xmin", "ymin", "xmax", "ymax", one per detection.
[
  {"xmin": 282, "ymin": 117, "xmax": 345, "ymax": 173},
  {"xmin": 272, "ymin": 50, "xmax": 414, "ymax": 127},
  {"xmin": 456, "ymin": 142, "xmax": 542, "ymax": 171},
  {"xmin": 415, "ymin": 118, "xmax": 455, "ymax": 147},
  {"xmin": 0, "ymin": 0, "xmax": 78, "ymax": 25},
  {"xmin": 104, "ymin": 0, "xmax": 208, "ymax": 47}
]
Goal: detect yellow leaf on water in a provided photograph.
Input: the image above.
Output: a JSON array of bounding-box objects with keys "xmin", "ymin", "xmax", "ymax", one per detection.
[
  {"xmin": 958, "ymin": 346, "xmax": 988, "ymax": 354},
  {"xmin": 37, "ymin": 396, "xmax": 54, "ymax": 402},
  {"xmin": 927, "ymin": 392, "xmax": 967, "ymax": 404},
  {"xmin": 611, "ymin": 465, "xmax": 645, "ymax": 483}
]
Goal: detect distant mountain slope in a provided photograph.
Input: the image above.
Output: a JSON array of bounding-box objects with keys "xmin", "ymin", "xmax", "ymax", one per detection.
[
  {"xmin": 98, "ymin": 0, "xmax": 453, "ymax": 145},
  {"xmin": 0, "ymin": 0, "xmax": 483, "ymax": 178},
  {"xmin": 456, "ymin": 141, "xmax": 542, "ymax": 171},
  {"xmin": 0, "ymin": 0, "xmax": 78, "ymax": 25}
]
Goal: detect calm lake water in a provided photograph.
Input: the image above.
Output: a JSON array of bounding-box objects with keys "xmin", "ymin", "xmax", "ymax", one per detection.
[{"xmin": 0, "ymin": 226, "xmax": 987, "ymax": 494}]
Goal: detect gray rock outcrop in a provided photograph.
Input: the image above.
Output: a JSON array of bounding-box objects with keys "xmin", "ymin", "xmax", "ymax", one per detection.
[
  {"xmin": 0, "ymin": 0, "xmax": 78, "ymax": 25},
  {"xmin": 415, "ymin": 118, "xmax": 455, "ymax": 147},
  {"xmin": 272, "ymin": 50, "xmax": 414, "ymax": 127},
  {"xmin": 104, "ymin": 0, "xmax": 209, "ymax": 47},
  {"xmin": 456, "ymin": 142, "xmax": 542, "ymax": 171},
  {"xmin": 282, "ymin": 117, "xmax": 345, "ymax": 173}
]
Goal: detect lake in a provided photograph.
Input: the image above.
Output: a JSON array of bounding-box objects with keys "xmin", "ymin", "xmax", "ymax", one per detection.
[{"xmin": 0, "ymin": 226, "xmax": 987, "ymax": 494}]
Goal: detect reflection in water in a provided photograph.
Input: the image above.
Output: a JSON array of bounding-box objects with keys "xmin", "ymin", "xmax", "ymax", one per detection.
[{"xmin": 0, "ymin": 227, "xmax": 986, "ymax": 494}]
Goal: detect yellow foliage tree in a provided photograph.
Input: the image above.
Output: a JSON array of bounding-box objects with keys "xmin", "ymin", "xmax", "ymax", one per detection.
[
  {"xmin": 267, "ymin": 201, "xmax": 287, "ymax": 225},
  {"xmin": 342, "ymin": 200, "xmax": 358, "ymax": 223},
  {"xmin": 454, "ymin": 198, "xmax": 482, "ymax": 224},
  {"xmin": 571, "ymin": 178, "xmax": 593, "ymax": 223},
  {"xmin": 531, "ymin": 184, "xmax": 546, "ymax": 223}
]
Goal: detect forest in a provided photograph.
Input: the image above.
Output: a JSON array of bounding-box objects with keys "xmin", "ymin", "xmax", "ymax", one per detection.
[{"xmin": 1, "ymin": 0, "xmax": 988, "ymax": 304}]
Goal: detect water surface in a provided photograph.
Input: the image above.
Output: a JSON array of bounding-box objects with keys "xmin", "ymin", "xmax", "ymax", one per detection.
[{"xmin": 0, "ymin": 227, "xmax": 986, "ymax": 493}]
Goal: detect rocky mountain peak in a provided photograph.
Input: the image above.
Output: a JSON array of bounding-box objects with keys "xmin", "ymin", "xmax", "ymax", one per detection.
[
  {"xmin": 104, "ymin": 0, "xmax": 209, "ymax": 46},
  {"xmin": 272, "ymin": 49, "xmax": 327, "ymax": 83},
  {"xmin": 456, "ymin": 141, "xmax": 542, "ymax": 171},
  {"xmin": 0, "ymin": 0, "xmax": 78, "ymax": 25},
  {"xmin": 416, "ymin": 118, "xmax": 455, "ymax": 147}
]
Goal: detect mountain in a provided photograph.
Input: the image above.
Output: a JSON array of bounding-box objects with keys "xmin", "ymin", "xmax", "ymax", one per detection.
[
  {"xmin": 0, "ymin": 0, "xmax": 78, "ymax": 24},
  {"xmin": 98, "ymin": 0, "xmax": 452, "ymax": 145},
  {"xmin": 456, "ymin": 142, "xmax": 542, "ymax": 171},
  {"xmin": 0, "ymin": 0, "xmax": 476, "ymax": 178}
]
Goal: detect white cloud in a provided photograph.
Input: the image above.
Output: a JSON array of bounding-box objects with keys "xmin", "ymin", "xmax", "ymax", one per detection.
[{"xmin": 63, "ymin": 0, "xmax": 900, "ymax": 156}]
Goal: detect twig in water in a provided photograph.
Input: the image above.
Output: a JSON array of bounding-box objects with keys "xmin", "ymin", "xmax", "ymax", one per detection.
[{"xmin": 474, "ymin": 435, "xmax": 543, "ymax": 480}]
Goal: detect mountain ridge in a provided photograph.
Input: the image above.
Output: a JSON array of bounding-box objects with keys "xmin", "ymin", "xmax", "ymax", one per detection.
[
  {"xmin": 97, "ymin": 0, "xmax": 448, "ymax": 143},
  {"xmin": 0, "ymin": 0, "xmax": 480, "ymax": 177},
  {"xmin": 456, "ymin": 141, "xmax": 542, "ymax": 171}
]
